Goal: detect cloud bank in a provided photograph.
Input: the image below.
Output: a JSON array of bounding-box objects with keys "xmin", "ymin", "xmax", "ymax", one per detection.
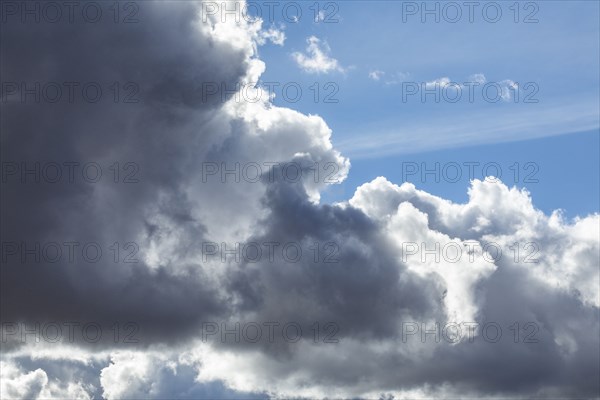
[{"xmin": 1, "ymin": 1, "xmax": 598, "ymax": 399}]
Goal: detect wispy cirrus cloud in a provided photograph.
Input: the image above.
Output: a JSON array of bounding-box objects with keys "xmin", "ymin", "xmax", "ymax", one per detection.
[{"xmin": 337, "ymin": 96, "xmax": 599, "ymax": 159}]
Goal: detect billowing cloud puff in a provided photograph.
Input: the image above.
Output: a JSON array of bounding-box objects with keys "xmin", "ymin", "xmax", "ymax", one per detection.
[
  {"xmin": 1, "ymin": 0, "xmax": 349, "ymax": 347},
  {"xmin": 1, "ymin": 1, "xmax": 598, "ymax": 399},
  {"xmin": 291, "ymin": 36, "xmax": 344, "ymax": 74},
  {"xmin": 193, "ymin": 176, "xmax": 598, "ymax": 398}
]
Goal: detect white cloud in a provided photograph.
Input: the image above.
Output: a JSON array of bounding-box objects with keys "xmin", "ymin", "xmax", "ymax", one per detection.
[
  {"xmin": 257, "ymin": 25, "xmax": 286, "ymax": 46},
  {"xmin": 423, "ymin": 74, "xmax": 519, "ymax": 101},
  {"xmin": 469, "ymin": 73, "xmax": 487, "ymax": 84},
  {"xmin": 425, "ymin": 76, "xmax": 453, "ymax": 89},
  {"xmin": 315, "ymin": 10, "xmax": 326, "ymax": 23},
  {"xmin": 292, "ymin": 36, "xmax": 344, "ymax": 74},
  {"xmin": 499, "ymin": 79, "xmax": 519, "ymax": 101},
  {"xmin": 1, "ymin": 360, "xmax": 93, "ymax": 400},
  {"xmin": 369, "ymin": 69, "xmax": 410, "ymax": 85},
  {"xmin": 369, "ymin": 70, "xmax": 385, "ymax": 81}
]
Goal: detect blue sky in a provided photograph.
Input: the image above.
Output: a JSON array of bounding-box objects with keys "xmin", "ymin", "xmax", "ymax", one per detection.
[{"xmin": 254, "ymin": 0, "xmax": 600, "ymax": 218}]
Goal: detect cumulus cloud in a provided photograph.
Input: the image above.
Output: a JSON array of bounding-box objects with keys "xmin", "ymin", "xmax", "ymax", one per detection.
[
  {"xmin": 1, "ymin": 0, "xmax": 348, "ymax": 348},
  {"xmin": 1, "ymin": 360, "xmax": 94, "ymax": 400},
  {"xmin": 291, "ymin": 36, "xmax": 344, "ymax": 74},
  {"xmin": 1, "ymin": 1, "xmax": 598, "ymax": 399},
  {"xmin": 190, "ymin": 176, "xmax": 598, "ymax": 398},
  {"xmin": 257, "ymin": 25, "xmax": 286, "ymax": 46}
]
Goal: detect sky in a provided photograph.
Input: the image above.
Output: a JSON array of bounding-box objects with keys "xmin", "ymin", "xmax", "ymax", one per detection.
[
  {"xmin": 255, "ymin": 0, "xmax": 600, "ymax": 217},
  {"xmin": 1, "ymin": 1, "xmax": 599, "ymax": 399}
]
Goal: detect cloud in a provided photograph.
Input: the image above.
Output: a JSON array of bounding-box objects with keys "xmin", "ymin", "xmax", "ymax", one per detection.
[
  {"xmin": 424, "ymin": 76, "xmax": 453, "ymax": 89},
  {"xmin": 291, "ymin": 36, "xmax": 344, "ymax": 74},
  {"xmin": 1, "ymin": 359, "xmax": 94, "ymax": 400},
  {"xmin": 373, "ymin": 73, "xmax": 518, "ymax": 102},
  {"xmin": 257, "ymin": 25, "xmax": 286, "ymax": 46},
  {"xmin": 469, "ymin": 73, "xmax": 487, "ymax": 84},
  {"xmin": 368, "ymin": 69, "xmax": 410, "ymax": 85},
  {"xmin": 179, "ymin": 176, "xmax": 599, "ymax": 398},
  {"xmin": 99, "ymin": 350, "xmax": 265, "ymax": 399},
  {"xmin": 337, "ymin": 95, "xmax": 599, "ymax": 158},
  {"xmin": 369, "ymin": 70, "xmax": 385, "ymax": 81},
  {"xmin": 1, "ymin": 1, "xmax": 598, "ymax": 399},
  {"xmin": 1, "ymin": 0, "xmax": 348, "ymax": 348},
  {"xmin": 423, "ymin": 74, "xmax": 518, "ymax": 101},
  {"xmin": 314, "ymin": 10, "xmax": 326, "ymax": 23},
  {"xmin": 372, "ymin": 72, "xmax": 518, "ymax": 102}
]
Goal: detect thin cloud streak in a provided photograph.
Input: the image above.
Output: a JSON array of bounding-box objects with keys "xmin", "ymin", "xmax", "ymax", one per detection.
[{"xmin": 337, "ymin": 98, "xmax": 599, "ymax": 159}]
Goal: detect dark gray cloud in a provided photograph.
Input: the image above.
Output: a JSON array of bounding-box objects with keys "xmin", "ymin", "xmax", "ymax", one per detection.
[
  {"xmin": 225, "ymin": 165, "xmax": 444, "ymax": 343},
  {"xmin": 1, "ymin": 0, "xmax": 249, "ymax": 346}
]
